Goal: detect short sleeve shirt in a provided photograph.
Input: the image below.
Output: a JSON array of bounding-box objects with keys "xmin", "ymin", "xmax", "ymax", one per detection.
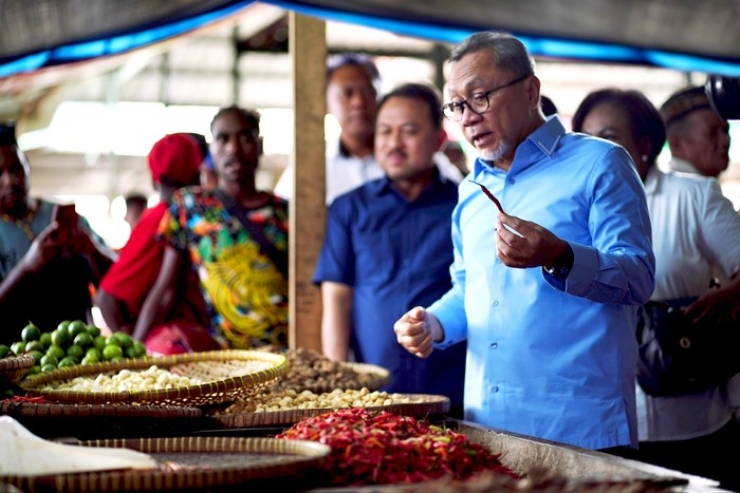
[
  {"xmin": 99, "ymin": 203, "xmax": 207, "ymax": 325},
  {"xmin": 313, "ymin": 173, "xmax": 466, "ymax": 405},
  {"xmin": 0, "ymin": 199, "xmax": 97, "ymax": 338},
  {"xmin": 100, "ymin": 204, "xmax": 168, "ymax": 315},
  {"xmin": 158, "ymin": 187, "xmax": 289, "ymax": 349}
]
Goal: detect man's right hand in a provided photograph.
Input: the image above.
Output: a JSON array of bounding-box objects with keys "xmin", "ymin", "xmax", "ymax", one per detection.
[
  {"xmin": 22, "ymin": 223, "xmax": 64, "ymax": 273},
  {"xmin": 393, "ymin": 306, "xmax": 442, "ymax": 359}
]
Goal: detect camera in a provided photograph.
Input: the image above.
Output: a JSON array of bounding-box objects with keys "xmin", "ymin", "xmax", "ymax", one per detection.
[{"xmin": 705, "ymin": 75, "xmax": 740, "ymax": 120}]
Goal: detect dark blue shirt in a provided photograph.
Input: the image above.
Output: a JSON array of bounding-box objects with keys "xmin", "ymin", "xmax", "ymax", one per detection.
[{"xmin": 313, "ymin": 172, "xmax": 466, "ymax": 406}]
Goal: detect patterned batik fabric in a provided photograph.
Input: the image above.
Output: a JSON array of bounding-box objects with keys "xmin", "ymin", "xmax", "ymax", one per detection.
[{"xmin": 158, "ymin": 187, "xmax": 289, "ymax": 349}]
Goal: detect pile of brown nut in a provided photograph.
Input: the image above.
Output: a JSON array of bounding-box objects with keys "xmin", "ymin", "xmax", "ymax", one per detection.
[{"xmin": 257, "ymin": 346, "xmax": 380, "ymax": 393}]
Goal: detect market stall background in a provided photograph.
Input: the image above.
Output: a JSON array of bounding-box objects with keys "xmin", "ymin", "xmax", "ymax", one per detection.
[
  {"xmin": 2, "ymin": 0, "xmax": 740, "ymax": 79},
  {"xmin": 3, "ymin": 0, "xmax": 739, "ymax": 208}
]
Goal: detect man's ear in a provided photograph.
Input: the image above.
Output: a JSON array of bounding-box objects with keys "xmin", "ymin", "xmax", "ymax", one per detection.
[
  {"xmin": 436, "ymin": 128, "xmax": 449, "ymax": 152},
  {"xmin": 526, "ymin": 76, "xmax": 541, "ymax": 111},
  {"xmin": 666, "ymin": 132, "xmax": 682, "ymax": 155},
  {"xmin": 258, "ymin": 136, "xmax": 264, "ymax": 156}
]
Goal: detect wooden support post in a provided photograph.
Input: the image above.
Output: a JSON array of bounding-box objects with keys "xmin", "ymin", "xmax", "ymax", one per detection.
[{"xmin": 288, "ymin": 12, "xmax": 326, "ymax": 351}]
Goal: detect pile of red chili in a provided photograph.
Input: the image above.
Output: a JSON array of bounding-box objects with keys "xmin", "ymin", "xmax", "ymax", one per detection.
[
  {"xmin": 4, "ymin": 395, "xmax": 45, "ymax": 403},
  {"xmin": 276, "ymin": 408, "xmax": 519, "ymax": 486}
]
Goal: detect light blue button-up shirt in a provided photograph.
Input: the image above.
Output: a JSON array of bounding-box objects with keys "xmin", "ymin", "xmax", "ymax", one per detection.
[{"xmin": 430, "ymin": 116, "xmax": 655, "ymax": 450}]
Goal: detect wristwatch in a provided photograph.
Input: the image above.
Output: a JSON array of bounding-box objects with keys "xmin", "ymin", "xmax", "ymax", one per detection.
[{"xmin": 543, "ymin": 244, "xmax": 574, "ymax": 279}]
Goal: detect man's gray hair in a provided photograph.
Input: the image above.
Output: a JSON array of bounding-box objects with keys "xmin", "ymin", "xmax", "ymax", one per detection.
[{"xmin": 450, "ymin": 32, "xmax": 536, "ymax": 77}]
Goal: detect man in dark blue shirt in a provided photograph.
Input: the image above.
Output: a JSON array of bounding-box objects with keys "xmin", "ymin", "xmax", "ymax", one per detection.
[{"xmin": 314, "ymin": 83, "xmax": 466, "ymax": 412}]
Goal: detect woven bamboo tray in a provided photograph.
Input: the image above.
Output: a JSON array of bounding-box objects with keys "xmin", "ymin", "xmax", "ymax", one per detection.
[
  {"xmin": 0, "ymin": 436, "xmax": 331, "ymax": 492},
  {"xmin": 0, "ymin": 401, "xmax": 202, "ymax": 419},
  {"xmin": 254, "ymin": 347, "xmax": 392, "ymax": 393},
  {"xmin": 0, "ymin": 354, "xmax": 35, "ymax": 384},
  {"xmin": 341, "ymin": 362, "xmax": 390, "ymax": 391},
  {"xmin": 0, "ymin": 401, "xmax": 208, "ymax": 441},
  {"xmin": 212, "ymin": 393, "xmax": 450, "ymax": 428},
  {"xmin": 18, "ymin": 350, "xmax": 288, "ymax": 406}
]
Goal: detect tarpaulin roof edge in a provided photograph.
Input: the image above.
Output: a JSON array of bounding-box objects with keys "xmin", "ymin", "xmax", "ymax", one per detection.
[
  {"xmin": 1, "ymin": 0, "xmax": 740, "ymax": 78},
  {"xmin": 266, "ymin": 0, "xmax": 740, "ymax": 76},
  {"xmin": 0, "ymin": 1, "xmax": 255, "ymax": 79}
]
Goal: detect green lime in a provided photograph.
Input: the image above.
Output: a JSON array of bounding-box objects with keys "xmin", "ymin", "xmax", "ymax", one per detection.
[
  {"xmin": 40, "ymin": 363, "xmax": 57, "ymax": 373},
  {"xmin": 86, "ymin": 324, "xmax": 101, "ymax": 338},
  {"xmin": 0, "ymin": 345, "xmax": 10, "ymax": 359},
  {"xmin": 26, "ymin": 365, "xmax": 42, "ymax": 376},
  {"xmin": 39, "ymin": 354, "xmax": 58, "ymax": 367},
  {"xmin": 112, "ymin": 332, "xmax": 133, "ymax": 348},
  {"xmin": 10, "ymin": 341, "xmax": 25, "ymax": 355},
  {"xmin": 85, "ymin": 348, "xmax": 102, "ymax": 361},
  {"xmin": 109, "ymin": 356, "xmax": 125, "ymax": 363},
  {"xmin": 80, "ymin": 355, "xmax": 98, "ymax": 365},
  {"xmin": 24, "ymin": 340, "xmax": 43, "ymax": 353},
  {"xmin": 73, "ymin": 332, "xmax": 94, "ymax": 348},
  {"xmin": 58, "ymin": 356, "xmax": 77, "ymax": 368},
  {"xmin": 51, "ymin": 328, "xmax": 70, "ymax": 347},
  {"xmin": 46, "ymin": 345, "xmax": 65, "ymax": 360},
  {"xmin": 39, "ymin": 332, "xmax": 52, "ymax": 348},
  {"xmin": 102, "ymin": 344, "xmax": 124, "ymax": 361},
  {"xmin": 21, "ymin": 323, "xmax": 41, "ymax": 343},
  {"xmin": 131, "ymin": 340, "xmax": 147, "ymax": 358},
  {"xmin": 94, "ymin": 336, "xmax": 108, "ymax": 351},
  {"xmin": 56, "ymin": 320, "xmax": 71, "ymax": 335},
  {"xmin": 67, "ymin": 320, "xmax": 88, "ymax": 338},
  {"xmin": 27, "ymin": 350, "xmax": 44, "ymax": 364},
  {"xmin": 66, "ymin": 344, "xmax": 84, "ymax": 359}
]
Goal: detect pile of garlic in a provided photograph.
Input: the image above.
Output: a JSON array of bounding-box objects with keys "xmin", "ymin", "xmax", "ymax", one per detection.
[{"xmin": 40, "ymin": 365, "xmax": 204, "ymax": 393}]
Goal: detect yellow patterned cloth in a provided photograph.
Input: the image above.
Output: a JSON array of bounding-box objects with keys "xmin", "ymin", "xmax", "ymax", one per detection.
[{"xmin": 159, "ymin": 187, "xmax": 288, "ymax": 349}]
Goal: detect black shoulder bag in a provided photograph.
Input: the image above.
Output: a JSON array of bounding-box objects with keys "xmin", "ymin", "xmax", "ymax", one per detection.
[
  {"xmin": 636, "ymin": 298, "xmax": 740, "ymax": 397},
  {"xmin": 213, "ymin": 189, "xmax": 288, "ymax": 278}
]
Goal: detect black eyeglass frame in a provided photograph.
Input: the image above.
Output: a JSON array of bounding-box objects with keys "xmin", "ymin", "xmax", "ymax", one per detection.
[{"xmin": 442, "ymin": 74, "xmax": 530, "ymax": 121}]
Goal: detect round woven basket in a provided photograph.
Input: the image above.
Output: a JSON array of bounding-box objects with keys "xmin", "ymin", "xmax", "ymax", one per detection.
[
  {"xmin": 214, "ymin": 393, "xmax": 451, "ymax": 428},
  {"xmin": 0, "ymin": 401, "xmax": 203, "ymax": 419},
  {"xmin": 18, "ymin": 350, "xmax": 288, "ymax": 406},
  {"xmin": 342, "ymin": 362, "xmax": 391, "ymax": 391},
  {"xmin": 0, "ymin": 354, "xmax": 35, "ymax": 384},
  {"xmin": 0, "ymin": 436, "xmax": 330, "ymax": 492},
  {"xmin": 255, "ymin": 347, "xmax": 391, "ymax": 393}
]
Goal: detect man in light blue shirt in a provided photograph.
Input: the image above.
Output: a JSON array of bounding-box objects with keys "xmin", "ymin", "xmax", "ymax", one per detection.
[{"xmin": 393, "ymin": 32, "xmax": 655, "ymax": 450}]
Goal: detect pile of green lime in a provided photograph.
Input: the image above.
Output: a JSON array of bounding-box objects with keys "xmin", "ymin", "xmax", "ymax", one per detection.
[{"xmin": 5, "ymin": 320, "xmax": 148, "ymax": 378}]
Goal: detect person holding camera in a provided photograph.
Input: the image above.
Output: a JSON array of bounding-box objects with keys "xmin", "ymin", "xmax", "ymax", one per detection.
[{"xmin": 0, "ymin": 123, "xmax": 115, "ymax": 341}]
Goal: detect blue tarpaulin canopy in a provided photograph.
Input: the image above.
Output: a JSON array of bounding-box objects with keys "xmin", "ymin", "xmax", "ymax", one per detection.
[{"xmin": 1, "ymin": 0, "xmax": 740, "ymax": 78}]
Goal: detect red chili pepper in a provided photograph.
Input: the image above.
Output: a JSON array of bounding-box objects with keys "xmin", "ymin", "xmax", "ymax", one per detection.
[
  {"xmin": 276, "ymin": 409, "xmax": 518, "ymax": 486},
  {"xmin": 7, "ymin": 395, "xmax": 46, "ymax": 403},
  {"xmin": 470, "ymin": 180, "xmax": 505, "ymax": 214}
]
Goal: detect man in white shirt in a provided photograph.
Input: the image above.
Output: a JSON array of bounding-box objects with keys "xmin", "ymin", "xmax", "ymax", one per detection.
[
  {"xmin": 661, "ymin": 88, "xmax": 740, "ymax": 423},
  {"xmin": 648, "ymin": 86, "xmax": 740, "ymax": 489},
  {"xmin": 274, "ymin": 53, "xmax": 461, "ymax": 205},
  {"xmin": 662, "ymin": 86, "xmax": 731, "ymax": 179}
]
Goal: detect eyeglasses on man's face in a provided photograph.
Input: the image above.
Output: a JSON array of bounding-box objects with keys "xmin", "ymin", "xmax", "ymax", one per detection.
[{"xmin": 442, "ymin": 74, "xmax": 529, "ymax": 122}]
